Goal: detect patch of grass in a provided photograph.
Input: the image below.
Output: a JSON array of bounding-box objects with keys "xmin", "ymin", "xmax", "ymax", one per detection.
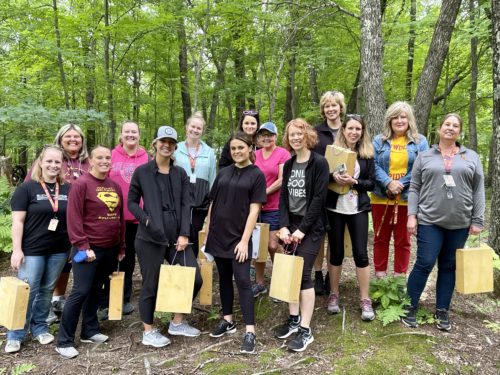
[
  {"xmin": 203, "ymin": 360, "xmax": 249, "ymax": 374},
  {"xmin": 258, "ymin": 348, "xmax": 283, "ymax": 365},
  {"xmin": 255, "ymin": 296, "xmax": 274, "ymax": 320}
]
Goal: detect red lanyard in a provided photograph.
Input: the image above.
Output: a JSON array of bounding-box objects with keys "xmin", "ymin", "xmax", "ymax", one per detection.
[
  {"xmin": 40, "ymin": 181, "xmax": 59, "ymax": 213},
  {"xmin": 440, "ymin": 146, "xmax": 458, "ymax": 174},
  {"xmin": 188, "ymin": 144, "xmax": 200, "ymax": 172}
]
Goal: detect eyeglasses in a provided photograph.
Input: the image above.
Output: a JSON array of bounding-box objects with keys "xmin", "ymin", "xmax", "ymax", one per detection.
[
  {"xmin": 258, "ymin": 132, "xmax": 275, "ymax": 138},
  {"xmin": 346, "ymin": 114, "xmax": 363, "ymax": 122},
  {"xmin": 243, "ymin": 110, "xmax": 258, "ymax": 116}
]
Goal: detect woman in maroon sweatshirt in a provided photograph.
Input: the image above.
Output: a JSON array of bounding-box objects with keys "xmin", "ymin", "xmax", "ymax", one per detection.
[{"xmin": 56, "ymin": 146, "xmax": 125, "ymax": 359}]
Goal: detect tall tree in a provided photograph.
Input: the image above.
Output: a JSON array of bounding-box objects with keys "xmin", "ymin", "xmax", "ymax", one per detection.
[
  {"xmin": 405, "ymin": 0, "xmax": 417, "ymax": 101},
  {"xmin": 52, "ymin": 0, "xmax": 69, "ymax": 109},
  {"xmin": 468, "ymin": 0, "xmax": 478, "ymax": 151},
  {"xmin": 489, "ymin": 0, "xmax": 500, "ymax": 254},
  {"xmin": 177, "ymin": 17, "xmax": 192, "ymax": 125},
  {"xmin": 104, "ymin": 0, "xmax": 116, "ymax": 147},
  {"xmin": 360, "ymin": 0, "xmax": 386, "ymax": 135},
  {"xmin": 414, "ymin": 0, "xmax": 462, "ymax": 135}
]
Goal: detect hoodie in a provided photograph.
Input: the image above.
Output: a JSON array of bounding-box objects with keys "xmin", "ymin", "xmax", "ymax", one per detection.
[{"xmin": 109, "ymin": 144, "xmax": 149, "ymax": 222}]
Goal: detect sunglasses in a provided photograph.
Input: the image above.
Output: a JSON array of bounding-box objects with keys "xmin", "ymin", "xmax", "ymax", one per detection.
[
  {"xmin": 242, "ymin": 110, "xmax": 258, "ymax": 116},
  {"xmin": 346, "ymin": 114, "xmax": 363, "ymax": 122}
]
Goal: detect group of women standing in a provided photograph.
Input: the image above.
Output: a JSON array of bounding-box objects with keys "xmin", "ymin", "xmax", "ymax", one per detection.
[{"xmin": 5, "ymin": 96, "xmax": 485, "ymax": 357}]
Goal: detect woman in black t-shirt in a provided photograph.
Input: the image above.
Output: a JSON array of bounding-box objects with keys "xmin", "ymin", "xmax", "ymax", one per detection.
[
  {"xmin": 205, "ymin": 132, "xmax": 267, "ymax": 354},
  {"xmin": 5, "ymin": 146, "xmax": 70, "ymax": 354}
]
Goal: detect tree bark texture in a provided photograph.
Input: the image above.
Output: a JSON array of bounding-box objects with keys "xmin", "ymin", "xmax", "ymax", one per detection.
[
  {"xmin": 104, "ymin": 0, "xmax": 116, "ymax": 148},
  {"xmin": 405, "ymin": 0, "xmax": 416, "ymax": 101},
  {"xmin": 489, "ymin": 0, "xmax": 500, "ymax": 255},
  {"xmin": 468, "ymin": 0, "xmax": 478, "ymax": 151},
  {"xmin": 360, "ymin": 0, "xmax": 386, "ymax": 136},
  {"xmin": 413, "ymin": 0, "xmax": 462, "ymax": 135},
  {"xmin": 52, "ymin": 0, "xmax": 70, "ymax": 110},
  {"xmin": 177, "ymin": 18, "xmax": 192, "ymax": 125}
]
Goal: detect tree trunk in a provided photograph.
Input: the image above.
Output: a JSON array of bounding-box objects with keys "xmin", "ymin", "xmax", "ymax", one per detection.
[
  {"xmin": 233, "ymin": 38, "xmax": 246, "ymax": 117},
  {"xmin": 283, "ymin": 52, "xmax": 296, "ymax": 124},
  {"xmin": 360, "ymin": 0, "xmax": 386, "ymax": 136},
  {"xmin": 405, "ymin": 0, "xmax": 416, "ymax": 101},
  {"xmin": 413, "ymin": 0, "xmax": 462, "ymax": 135},
  {"xmin": 104, "ymin": 0, "xmax": 116, "ymax": 148},
  {"xmin": 468, "ymin": 0, "xmax": 478, "ymax": 151},
  {"xmin": 346, "ymin": 68, "xmax": 361, "ymax": 115},
  {"xmin": 132, "ymin": 69, "xmax": 140, "ymax": 123},
  {"xmin": 489, "ymin": 0, "xmax": 500, "ymax": 255},
  {"xmin": 52, "ymin": 0, "xmax": 70, "ymax": 109},
  {"xmin": 177, "ymin": 18, "xmax": 192, "ymax": 125},
  {"xmin": 208, "ymin": 49, "xmax": 229, "ymax": 133}
]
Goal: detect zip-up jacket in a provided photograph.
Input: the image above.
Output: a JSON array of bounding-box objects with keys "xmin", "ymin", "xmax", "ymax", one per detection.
[
  {"xmin": 314, "ymin": 121, "xmax": 336, "ymax": 156},
  {"xmin": 128, "ymin": 159, "xmax": 191, "ymax": 245},
  {"xmin": 279, "ymin": 151, "xmax": 329, "ymax": 240}
]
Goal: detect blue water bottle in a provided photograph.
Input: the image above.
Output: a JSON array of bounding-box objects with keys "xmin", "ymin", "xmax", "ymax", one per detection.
[{"xmin": 73, "ymin": 249, "xmax": 88, "ymax": 263}]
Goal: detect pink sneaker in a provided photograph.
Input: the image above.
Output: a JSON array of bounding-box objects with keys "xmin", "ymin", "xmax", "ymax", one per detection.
[{"xmin": 326, "ymin": 293, "xmax": 340, "ymax": 314}]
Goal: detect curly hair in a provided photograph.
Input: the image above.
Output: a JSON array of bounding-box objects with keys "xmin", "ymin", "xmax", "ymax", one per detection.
[{"xmin": 282, "ymin": 118, "xmax": 318, "ymax": 151}]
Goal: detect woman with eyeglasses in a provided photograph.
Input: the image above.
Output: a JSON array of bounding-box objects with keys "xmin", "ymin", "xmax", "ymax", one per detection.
[
  {"xmin": 403, "ymin": 113, "xmax": 484, "ymax": 332},
  {"xmin": 371, "ymin": 102, "xmax": 429, "ymax": 278},
  {"xmin": 5, "ymin": 146, "xmax": 70, "ymax": 354},
  {"xmin": 218, "ymin": 109, "xmax": 260, "ymax": 169},
  {"xmin": 26, "ymin": 124, "xmax": 91, "ymax": 322},
  {"xmin": 174, "ymin": 112, "xmax": 217, "ymax": 257},
  {"xmin": 252, "ymin": 122, "xmax": 290, "ymax": 297},
  {"xmin": 275, "ymin": 119, "xmax": 329, "ymax": 352},
  {"xmin": 312, "ymin": 91, "xmax": 346, "ymax": 296},
  {"xmin": 326, "ymin": 115, "xmax": 376, "ymax": 321}
]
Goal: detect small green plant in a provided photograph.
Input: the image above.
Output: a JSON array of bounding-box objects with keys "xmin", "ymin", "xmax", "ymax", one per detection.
[
  {"xmin": 154, "ymin": 311, "xmax": 172, "ymax": 325},
  {"xmin": 483, "ymin": 320, "xmax": 500, "ymax": 333},
  {"xmin": 416, "ymin": 307, "xmax": 436, "ymax": 325},
  {"xmin": 11, "ymin": 363, "xmax": 36, "ymax": 375},
  {"xmin": 370, "ymin": 276, "xmax": 410, "ymax": 326},
  {"xmin": 0, "ymin": 214, "xmax": 12, "ymax": 253},
  {"xmin": 207, "ymin": 306, "xmax": 220, "ymax": 321}
]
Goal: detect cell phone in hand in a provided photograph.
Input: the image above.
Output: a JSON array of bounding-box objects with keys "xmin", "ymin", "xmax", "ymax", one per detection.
[{"xmin": 334, "ymin": 163, "xmax": 347, "ymax": 175}]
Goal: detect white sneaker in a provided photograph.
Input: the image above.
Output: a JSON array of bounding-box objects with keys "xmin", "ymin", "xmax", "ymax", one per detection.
[
  {"xmin": 80, "ymin": 333, "xmax": 109, "ymax": 343},
  {"xmin": 142, "ymin": 329, "xmax": 170, "ymax": 347},
  {"xmin": 5, "ymin": 340, "xmax": 21, "ymax": 353},
  {"xmin": 35, "ymin": 332, "xmax": 54, "ymax": 345},
  {"xmin": 168, "ymin": 321, "xmax": 201, "ymax": 337},
  {"xmin": 56, "ymin": 346, "xmax": 79, "ymax": 359}
]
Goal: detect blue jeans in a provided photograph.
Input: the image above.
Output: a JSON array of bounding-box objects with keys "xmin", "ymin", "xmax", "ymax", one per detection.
[
  {"xmin": 7, "ymin": 252, "xmax": 68, "ymax": 342},
  {"xmin": 407, "ymin": 224, "xmax": 469, "ymax": 310}
]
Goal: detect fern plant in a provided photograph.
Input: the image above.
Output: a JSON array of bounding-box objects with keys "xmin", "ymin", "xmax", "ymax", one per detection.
[
  {"xmin": 370, "ymin": 276, "xmax": 410, "ymax": 326},
  {"xmin": 0, "ymin": 176, "xmax": 14, "ymax": 253}
]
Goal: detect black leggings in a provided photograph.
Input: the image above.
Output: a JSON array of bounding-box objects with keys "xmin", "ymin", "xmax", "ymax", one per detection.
[
  {"xmin": 190, "ymin": 208, "xmax": 208, "ymax": 258},
  {"xmin": 327, "ymin": 210, "xmax": 369, "ymax": 268},
  {"xmin": 214, "ymin": 256, "xmax": 254, "ymax": 325},
  {"xmin": 135, "ymin": 239, "xmax": 202, "ymax": 325}
]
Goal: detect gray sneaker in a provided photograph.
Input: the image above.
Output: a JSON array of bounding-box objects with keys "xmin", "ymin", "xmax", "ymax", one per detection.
[
  {"xmin": 360, "ymin": 298, "xmax": 375, "ymax": 321},
  {"xmin": 122, "ymin": 302, "xmax": 135, "ymax": 315},
  {"xmin": 5, "ymin": 340, "xmax": 21, "ymax": 353},
  {"xmin": 142, "ymin": 329, "xmax": 171, "ymax": 347},
  {"xmin": 252, "ymin": 283, "xmax": 268, "ymax": 298},
  {"xmin": 46, "ymin": 306, "xmax": 59, "ymax": 325},
  {"xmin": 97, "ymin": 308, "xmax": 109, "ymax": 321},
  {"xmin": 35, "ymin": 332, "xmax": 54, "ymax": 345},
  {"xmin": 80, "ymin": 333, "xmax": 109, "ymax": 343},
  {"xmin": 52, "ymin": 297, "xmax": 66, "ymax": 313},
  {"xmin": 168, "ymin": 321, "xmax": 201, "ymax": 337},
  {"xmin": 327, "ymin": 293, "xmax": 340, "ymax": 314},
  {"xmin": 56, "ymin": 346, "xmax": 79, "ymax": 359}
]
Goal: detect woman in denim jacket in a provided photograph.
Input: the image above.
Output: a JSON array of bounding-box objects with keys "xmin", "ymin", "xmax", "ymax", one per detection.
[{"xmin": 371, "ymin": 102, "xmax": 428, "ymax": 278}]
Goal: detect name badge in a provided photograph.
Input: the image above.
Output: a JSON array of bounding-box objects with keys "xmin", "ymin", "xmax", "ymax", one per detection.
[
  {"xmin": 443, "ymin": 174, "xmax": 456, "ymax": 187},
  {"xmin": 48, "ymin": 218, "xmax": 59, "ymax": 231},
  {"xmin": 190, "ymin": 173, "xmax": 196, "ymax": 184}
]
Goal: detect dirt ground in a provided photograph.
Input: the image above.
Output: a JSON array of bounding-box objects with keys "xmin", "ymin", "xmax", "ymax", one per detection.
[{"xmin": 0, "ymin": 239, "xmax": 499, "ymax": 375}]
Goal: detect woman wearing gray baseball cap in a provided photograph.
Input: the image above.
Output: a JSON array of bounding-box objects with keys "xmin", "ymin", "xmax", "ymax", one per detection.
[{"xmin": 128, "ymin": 126, "xmax": 203, "ymax": 347}]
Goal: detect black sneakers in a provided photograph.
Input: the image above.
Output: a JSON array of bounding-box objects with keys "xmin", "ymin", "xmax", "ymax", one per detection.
[
  {"xmin": 402, "ymin": 306, "xmax": 418, "ymax": 328},
  {"xmin": 274, "ymin": 316, "xmax": 301, "ymax": 339},
  {"xmin": 240, "ymin": 332, "xmax": 256, "ymax": 354},
  {"xmin": 314, "ymin": 273, "xmax": 325, "ymax": 296},
  {"xmin": 287, "ymin": 326, "xmax": 314, "ymax": 352},
  {"xmin": 435, "ymin": 309, "xmax": 451, "ymax": 331},
  {"xmin": 209, "ymin": 319, "xmax": 237, "ymax": 338}
]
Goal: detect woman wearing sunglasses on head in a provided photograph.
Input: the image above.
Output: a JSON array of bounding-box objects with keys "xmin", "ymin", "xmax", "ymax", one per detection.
[{"xmin": 218, "ymin": 109, "xmax": 260, "ymax": 169}]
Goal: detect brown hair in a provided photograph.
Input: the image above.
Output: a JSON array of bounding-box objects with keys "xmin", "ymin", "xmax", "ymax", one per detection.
[
  {"xmin": 439, "ymin": 113, "xmax": 463, "ymax": 132},
  {"xmin": 282, "ymin": 118, "xmax": 318, "ymax": 151},
  {"xmin": 230, "ymin": 131, "xmax": 256, "ymax": 164},
  {"xmin": 334, "ymin": 114, "xmax": 374, "ymax": 159}
]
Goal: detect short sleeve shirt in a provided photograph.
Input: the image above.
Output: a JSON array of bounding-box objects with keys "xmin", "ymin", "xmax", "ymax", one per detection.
[
  {"xmin": 11, "ymin": 180, "xmax": 71, "ymax": 255},
  {"xmin": 255, "ymin": 147, "xmax": 290, "ymax": 212}
]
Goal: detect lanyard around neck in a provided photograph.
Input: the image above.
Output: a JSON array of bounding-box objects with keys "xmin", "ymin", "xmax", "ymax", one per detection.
[{"xmin": 40, "ymin": 181, "xmax": 59, "ymax": 213}]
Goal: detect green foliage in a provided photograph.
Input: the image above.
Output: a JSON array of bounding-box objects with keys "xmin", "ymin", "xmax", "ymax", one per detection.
[
  {"xmin": 0, "ymin": 214, "xmax": 12, "ymax": 253},
  {"xmin": 207, "ymin": 307, "xmax": 220, "ymax": 321},
  {"xmin": 153, "ymin": 311, "xmax": 172, "ymax": 325},
  {"xmin": 483, "ymin": 320, "xmax": 500, "ymax": 333},
  {"xmin": 0, "ymin": 176, "xmax": 13, "ymax": 215},
  {"xmin": 416, "ymin": 307, "xmax": 436, "ymax": 325},
  {"xmin": 370, "ymin": 276, "xmax": 410, "ymax": 326},
  {"xmin": 11, "ymin": 364, "xmax": 36, "ymax": 375}
]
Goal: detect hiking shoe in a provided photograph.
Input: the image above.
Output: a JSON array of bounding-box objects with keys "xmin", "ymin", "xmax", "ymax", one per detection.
[
  {"xmin": 142, "ymin": 329, "xmax": 170, "ymax": 347},
  {"xmin": 97, "ymin": 307, "xmax": 109, "ymax": 321},
  {"xmin": 324, "ymin": 272, "xmax": 330, "ymax": 295},
  {"xmin": 252, "ymin": 283, "xmax": 268, "ymax": 298},
  {"xmin": 240, "ymin": 332, "xmax": 256, "ymax": 354},
  {"xmin": 52, "ymin": 297, "xmax": 66, "ymax": 313},
  {"xmin": 80, "ymin": 333, "xmax": 109, "ymax": 343},
  {"xmin": 360, "ymin": 299, "xmax": 375, "ymax": 321},
  {"xmin": 326, "ymin": 293, "xmax": 340, "ymax": 314},
  {"xmin": 274, "ymin": 316, "xmax": 301, "ymax": 339},
  {"xmin": 314, "ymin": 275, "xmax": 325, "ymax": 295},
  {"xmin": 168, "ymin": 321, "xmax": 201, "ymax": 337},
  {"xmin": 287, "ymin": 326, "xmax": 314, "ymax": 352},
  {"xmin": 56, "ymin": 346, "xmax": 79, "ymax": 359},
  {"xmin": 46, "ymin": 306, "xmax": 59, "ymax": 325},
  {"xmin": 122, "ymin": 302, "xmax": 135, "ymax": 315},
  {"xmin": 5, "ymin": 340, "xmax": 21, "ymax": 353},
  {"xmin": 435, "ymin": 309, "xmax": 451, "ymax": 331},
  {"xmin": 35, "ymin": 332, "xmax": 54, "ymax": 345},
  {"xmin": 402, "ymin": 306, "xmax": 418, "ymax": 328},
  {"xmin": 210, "ymin": 319, "xmax": 236, "ymax": 338}
]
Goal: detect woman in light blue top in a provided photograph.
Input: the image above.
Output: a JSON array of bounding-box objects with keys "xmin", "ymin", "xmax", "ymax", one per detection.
[{"xmin": 174, "ymin": 111, "xmax": 217, "ymax": 256}]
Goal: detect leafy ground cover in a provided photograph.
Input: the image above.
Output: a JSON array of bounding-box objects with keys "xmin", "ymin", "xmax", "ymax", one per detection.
[{"xmin": 0, "ymin": 240, "xmax": 498, "ymax": 374}]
